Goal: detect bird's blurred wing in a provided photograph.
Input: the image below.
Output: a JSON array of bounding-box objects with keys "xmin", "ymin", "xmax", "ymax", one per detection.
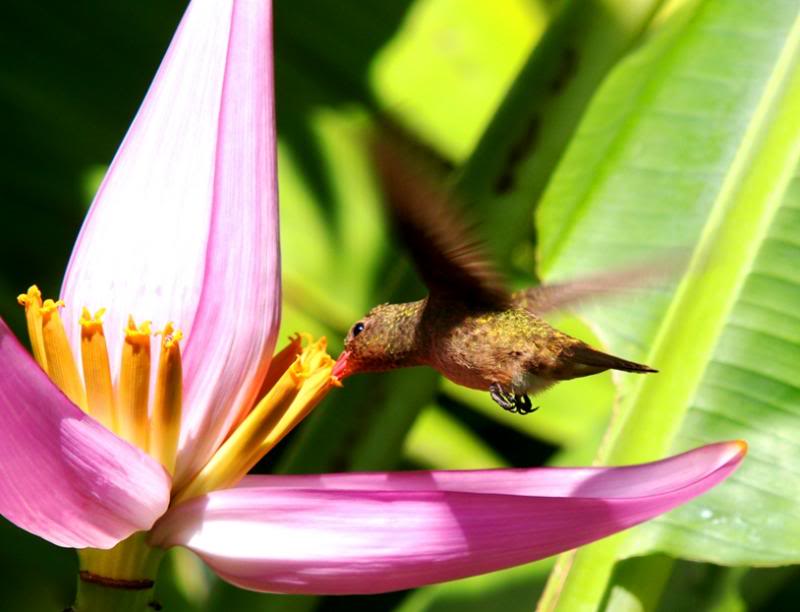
[
  {"xmin": 514, "ymin": 254, "xmax": 686, "ymax": 315},
  {"xmin": 371, "ymin": 128, "xmax": 510, "ymax": 310}
]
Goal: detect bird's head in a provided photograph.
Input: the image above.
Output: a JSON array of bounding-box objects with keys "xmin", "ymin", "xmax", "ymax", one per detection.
[{"xmin": 332, "ymin": 302, "xmax": 424, "ymax": 380}]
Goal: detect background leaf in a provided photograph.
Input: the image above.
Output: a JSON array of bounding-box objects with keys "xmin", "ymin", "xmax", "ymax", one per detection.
[{"xmin": 535, "ymin": 0, "xmax": 800, "ymax": 608}]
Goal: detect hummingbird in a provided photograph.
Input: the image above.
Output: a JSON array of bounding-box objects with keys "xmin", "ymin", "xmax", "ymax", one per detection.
[{"xmin": 331, "ymin": 129, "xmax": 658, "ymax": 415}]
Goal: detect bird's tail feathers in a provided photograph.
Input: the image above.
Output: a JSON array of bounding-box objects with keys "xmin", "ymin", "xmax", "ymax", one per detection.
[{"xmin": 570, "ymin": 345, "xmax": 657, "ymax": 374}]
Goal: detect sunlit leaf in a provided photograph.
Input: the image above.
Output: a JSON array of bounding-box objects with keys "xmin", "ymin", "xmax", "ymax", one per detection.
[
  {"xmin": 371, "ymin": 0, "xmax": 546, "ymax": 160},
  {"xmin": 536, "ymin": 0, "xmax": 800, "ymax": 608},
  {"xmin": 395, "ymin": 561, "xmax": 552, "ymax": 612},
  {"xmin": 404, "ymin": 404, "xmax": 506, "ymax": 469}
]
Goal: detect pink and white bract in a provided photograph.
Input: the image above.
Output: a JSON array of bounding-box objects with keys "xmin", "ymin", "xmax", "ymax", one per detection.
[{"xmin": 0, "ymin": 0, "xmax": 746, "ymax": 597}]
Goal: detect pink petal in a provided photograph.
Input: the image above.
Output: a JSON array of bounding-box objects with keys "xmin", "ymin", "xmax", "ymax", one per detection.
[
  {"xmin": 61, "ymin": 0, "xmax": 231, "ymax": 371},
  {"xmin": 177, "ymin": 0, "xmax": 280, "ymax": 483},
  {"xmin": 59, "ymin": 0, "xmax": 280, "ymax": 484},
  {"xmin": 150, "ymin": 442, "xmax": 744, "ymax": 594},
  {"xmin": 234, "ymin": 441, "xmax": 743, "ymax": 497},
  {"xmin": 0, "ymin": 319, "xmax": 170, "ymax": 549}
]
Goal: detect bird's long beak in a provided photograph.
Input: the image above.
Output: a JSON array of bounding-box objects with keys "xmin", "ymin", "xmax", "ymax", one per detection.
[{"xmin": 332, "ymin": 350, "xmax": 353, "ymax": 380}]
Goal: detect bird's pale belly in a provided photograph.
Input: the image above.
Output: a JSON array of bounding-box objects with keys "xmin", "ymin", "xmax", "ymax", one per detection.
[{"xmin": 431, "ymin": 353, "xmax": 554, "ymax": 395}]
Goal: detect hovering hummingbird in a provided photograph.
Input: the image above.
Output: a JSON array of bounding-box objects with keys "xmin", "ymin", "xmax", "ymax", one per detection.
[{"xmin": 331, "ymin": 130, "xmax": 658, "ymax": 414}]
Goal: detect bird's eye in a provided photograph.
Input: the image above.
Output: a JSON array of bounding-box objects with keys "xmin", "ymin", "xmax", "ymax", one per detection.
[{"xmin": 352, "ymin": 322, "xmax": 365, "ymax": 337}]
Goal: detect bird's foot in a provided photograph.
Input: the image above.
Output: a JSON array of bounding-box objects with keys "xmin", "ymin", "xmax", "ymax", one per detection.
[
  {"xmin": 489, "ymin": 384, "xmax": 539, "ymax": 415},
  {"xmin": 515, "ymin": 393, "xmax": 538, "ymax": 415},
  {"xmin": 489, "ymin": 384, "xmax": 515, "ymax": 410}
]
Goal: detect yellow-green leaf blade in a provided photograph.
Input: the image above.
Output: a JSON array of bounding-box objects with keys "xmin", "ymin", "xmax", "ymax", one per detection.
[{"xmin": 536, "ymin": 0, "xmax": 800, "ymax": 609}]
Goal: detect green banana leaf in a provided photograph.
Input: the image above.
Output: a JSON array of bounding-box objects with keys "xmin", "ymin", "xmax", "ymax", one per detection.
[{"xmin": 534, "ymin": 0, "xmax": 800, "ymax": 608}]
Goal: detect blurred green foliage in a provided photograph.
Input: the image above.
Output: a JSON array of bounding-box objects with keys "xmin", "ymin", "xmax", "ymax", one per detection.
[{"xmin": 2, "ymin": 1, "xmax": 800, "ymax": 611}]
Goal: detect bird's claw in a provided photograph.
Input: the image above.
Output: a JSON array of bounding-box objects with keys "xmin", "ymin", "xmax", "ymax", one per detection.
[
  {"xmin": 489, "ymin": 384, "xmax": 515, "ymax": 410},
  {"xmin": 489, "ymin": 384, "xmax": 538, "ymax": 415},
  {"xmin": 515, "ymin": 393, "xmax": 538, "ymax": 415}
]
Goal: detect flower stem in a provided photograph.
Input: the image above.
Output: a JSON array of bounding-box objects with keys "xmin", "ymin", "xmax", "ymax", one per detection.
[{"xmin": 73, "ymin": 533, "xmax": 164, "ymax": 612}]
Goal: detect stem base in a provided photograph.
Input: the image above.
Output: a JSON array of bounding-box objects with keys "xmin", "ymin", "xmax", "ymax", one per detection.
[{"xmin": 73, "ymin": 533, "xmax": 163, "ymax": 612}]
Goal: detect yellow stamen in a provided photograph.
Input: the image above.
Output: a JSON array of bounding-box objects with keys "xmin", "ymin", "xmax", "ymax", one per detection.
[
  {"xmin": 262, "ymin": 337, "xmax": 339, "ymax": 448},
  {"xmin": 174, "ymin": 336, "xmax": 336, "ymax": 504},
  {"xmin": 80, "ymin": 308, "xmax": 116, "ymax": 430},
  {"xmin": 254, "ymin": 333, "xmax": 303, "ymax": 402},
  {"xmin": 15, "ymin": 281, "xmax": 339, "ymax": 503},
  {"xmin": 174, "ymin": 359, "xmax": 304, "ymax": 502},
  {"xmin": 150, "ymin": 323, "xmax": 183, "ymax": 475},
  {"xmin": 117, "ymin": 316, "xmax": 152, "ymax": 451},
  {"xmin": 17, "ymin": 285, "xmax": 48, "ymax": 370},
  {"xmin": 40, "ymin": 299, "xmax": 87, "ymax": 410},
  {"xmin": 234, "ymin": 333, "xmax": 303, "ymax": 428}
]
